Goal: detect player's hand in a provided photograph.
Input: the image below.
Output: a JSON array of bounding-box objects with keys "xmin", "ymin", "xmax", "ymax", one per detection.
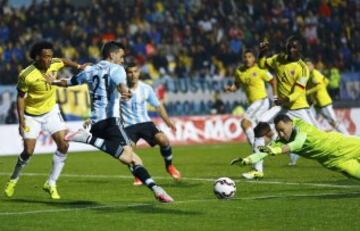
[
  {"xmin": 121, "ymin": 90, "xmax": 132, "ymax": 100},
  {"xmin": 83, "ymin": 119, "xmax": 92, "ymax": 130},
  {"xmin": 167, "ymin": 121, "xmax": 177, "ymax": 132},
  {"xmin": 230, "ymin": 157, "xmax": 250, "ymax": 166},
  {"xmin": 273, "ymin": 97, "xmax": 284, "ymax": 106},
  {"xmin": 18, "ymin": 122, "xmax": 25, "ymax": 137},
  {"xmin": 259, "ymin": 40, "xmax": 269, "ymax": 52},
  {"xmin": 78, "ymin": 63, "xmax": 92, "ymax": 70},
  {"xmin": 258, "ymin": 146, "xmax": 282, "ymax": 155}
]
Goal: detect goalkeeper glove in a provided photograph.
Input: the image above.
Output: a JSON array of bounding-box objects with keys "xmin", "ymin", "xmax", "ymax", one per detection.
[
  {"xmin": 230, "ymin": 157, "xmax": 251, "ymax": 166},
  {"xmin": 230, "ymin": 152, "xmax": 269, "ymax": 166},
  {"xmin": 258, "ymin": 146, "xmax": 282, "ymax": 155}
]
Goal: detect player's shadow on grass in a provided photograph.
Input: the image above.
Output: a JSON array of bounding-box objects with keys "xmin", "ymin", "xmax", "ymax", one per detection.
[
  {"xmin": 158, "ymin": 181, "xmax": 202, "ymax": 188},
  {"xmin": 69, "ymin": 179, "xmax": 113, "ymax": 184},
  {"xmin": 94, "ymin": 204, "xmax": 202, "ymax": 216},
  {"xmin": 9, "ymin": 198, "xmax": 100, "ymax": 208}
]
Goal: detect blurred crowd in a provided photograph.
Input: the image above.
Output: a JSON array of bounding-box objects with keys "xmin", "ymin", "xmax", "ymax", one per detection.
[{"xmin": 0, "ymin": 0, "xmax": 359, "ymax": 85}]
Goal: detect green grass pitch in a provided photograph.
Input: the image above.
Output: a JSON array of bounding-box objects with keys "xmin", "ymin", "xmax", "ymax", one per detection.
[{"xmin": 1, "ymin": 143, "xmax": 360, "ymax": 231}]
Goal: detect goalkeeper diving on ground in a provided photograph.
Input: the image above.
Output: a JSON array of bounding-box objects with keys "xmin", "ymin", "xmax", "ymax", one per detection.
[{"xmin": 231, "ymin": 114, "xmax": 360, "ymax": 180}]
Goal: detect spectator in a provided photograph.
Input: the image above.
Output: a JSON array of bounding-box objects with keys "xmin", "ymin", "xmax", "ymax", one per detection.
[
  {"xmin": 0, "ymin": 0, "xmax": 357, "ymax": 88},
  {"xmin": 210, "ymin": 91, "xmax": 225, "ymax": 115},
  {"xmin": 327, "ymin": 66, "xmax": 342, "ymax": 100},
  {"xmin": 5, "ymin": 102, "xmax": 18, "ymax": 124}
]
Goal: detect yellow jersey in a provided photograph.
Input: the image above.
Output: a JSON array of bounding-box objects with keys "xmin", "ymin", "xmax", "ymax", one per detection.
[
  {"xmin": 260, "ymin": 54, "xmax": 309, "ymax": 110},
  {"xmin": 234, "ymin": 65, "xmax": 273, "ymax": 104},
  {"xmin": 17, "ymin": 58, "xmax": 64, "ymax": 115},
  {"xmin": 307, "ymin": 69, "xmax": 332, "ymax": 107}
]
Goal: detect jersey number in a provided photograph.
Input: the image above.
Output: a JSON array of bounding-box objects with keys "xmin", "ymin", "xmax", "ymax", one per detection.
[
  {"xmin": 91, "ymin": 74, "xmax": 109, "ymax": 102},
  {"xmin": 91, "ymin": 74, "xmax": 109, "ymax": 113}
]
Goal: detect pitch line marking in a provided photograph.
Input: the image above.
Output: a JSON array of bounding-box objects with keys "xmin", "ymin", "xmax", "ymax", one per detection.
[
  {"xmin": 0, "ymin": 172, "xmax": 359, "ymax": 189},
  {"xmin": 1, "ymin": 191, "xmax": 360, "ymax": 216}
]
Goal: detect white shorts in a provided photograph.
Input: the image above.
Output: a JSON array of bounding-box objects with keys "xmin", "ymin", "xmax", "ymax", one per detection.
[
  {"xmin": 317, "ymin": 104, "xmax": 337, "ymax": 124},
  {"xmin": 244, "ymin": 98, "xmax": 271, "ymax": 123},
  {"xmin": 259, "ymin": 105, "xmax": 320, "ymax": 127},
  {"xmin": 24, "ymin": 104, "xmax": 66, "ymax": 139}
]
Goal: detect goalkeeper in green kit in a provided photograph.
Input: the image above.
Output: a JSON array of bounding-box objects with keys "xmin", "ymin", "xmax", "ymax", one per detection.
[{"xmin": 231, "ymin": 114, "xmax": 360, "ymax": 179}]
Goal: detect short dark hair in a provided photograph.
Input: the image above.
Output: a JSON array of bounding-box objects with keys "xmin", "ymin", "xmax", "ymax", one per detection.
[
  {"xmin": 30, "ymin": 41, "xmax": 53, "ymax": 60},
  {"xmin": 274, "ymin": 114, "xmax": 292, "ymax": 125},
  {"xmin": 286, "ymin": 35, "xmax": 303, "ymax": 50},
  {"xmin": 254, "ymin": 122, "xmax": 271, "ymax": 138},
  {"xmin": 101, "ymin": 41, "xmax": 125, "ymax": 59},
  {"xmin": 125, "ymin": 62, "xmax": 138, "ymax": 71},
  {"xmin": 244, "ymin": 49, "xmax": 255, "ymax": 56}
]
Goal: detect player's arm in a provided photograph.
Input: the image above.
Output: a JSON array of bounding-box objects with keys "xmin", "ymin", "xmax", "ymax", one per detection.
[
  {"xmin": 148, "ymin": 87, "xmax": 176, "ymax": 131},
  {"xmin": 51, "ymin": 79, "xmax": 69, "ymax": 87},
  {"xmin": 51, "ymin": 74, "xmax": 82, "ymax": 88},
  {"xmin": 306, "ymin": 70, "xmax": 323, "ymax": 96},
  {"xmin": 117, "ymin": 84, "xmax": 132, "ymax": 100},
  {"xmin": 306, "ymin": 83, "xmax": 321, "ymax": 96},
  {"xmin": 261, "ymin": 70, "xmax": 278, "ymax": 99},
  {"xmin": 51, "ymin": 67, "xmax": 92, "ymax": 88},
  {"xmin": 155, "ymin": 104, "xmax": 176, "ymax": 131},
  {"xmin": 260, "ymin": 131, "xmax": 307, "ymax": 155},
  {"xmin": 16, "ymin": 75, "xmax": 28, "ymax": 137},
  {"xmin": 286, "ymin": 71, "xmax": 309, "ymax": 103},
  {"xmin": 111, "ymin": 65, "xmax": 131, "ymax": 100},
  {"xmin": 16, "ymin": 91, "xmax": 26, "ymax": 137},
  {"xmin": 286, "ymin": 68, "xmax": 309, "ymax": 104},
  {"xmin": 61, "ymin": 58, "xmax": 90, "ymax": 70},
  {"xmin": 233, "ymin": 132, "xmax": 307, "ymax": 166},
  {"xmin": 258, "ymin": 39, "xmax": 276, "ymax": 69},
  {"xmin": 287, "ymin": 84, "xmax": 306, "ymax": 103}
]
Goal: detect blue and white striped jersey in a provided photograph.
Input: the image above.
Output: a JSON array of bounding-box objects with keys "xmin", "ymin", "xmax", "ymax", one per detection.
[
  {"xmin": 68, "ymin": 60, "xmax": 126, "ymax": 123},
  {"xmin": 121, "ymin": 81, "xmax": 161, "ymax": 127}
]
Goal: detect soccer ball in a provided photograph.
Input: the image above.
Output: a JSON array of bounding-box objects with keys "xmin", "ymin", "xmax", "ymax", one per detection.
[{"xmin": 213, "ymin": 177, "xmax": 236, "ymax": 199}]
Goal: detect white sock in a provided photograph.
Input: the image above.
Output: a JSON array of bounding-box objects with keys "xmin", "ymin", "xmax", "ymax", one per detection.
[
  {"xmin": 253, "ymin": 137, "xmax": 265, "ymax": 152},
  {"xmin": 289, "ymin": 153, "xmax": 300, "ymax": 164},
  {"xmin": 335, "ymin": 123, "xmax": 349, "ymax": 135},
  {"xmin": 252, "ymin": 137, "xmax": 265, "ymax": 172},
  {"xmin": 48, "ymin": 150, "xmax": 67, "ymax": 186},
  {"xmin": 245, "ymin": 127, "xmax": 255, "ymax": 146},
  {"xmin": 254, "ymin": 160, "xmax": 263, "ymax": 172}
]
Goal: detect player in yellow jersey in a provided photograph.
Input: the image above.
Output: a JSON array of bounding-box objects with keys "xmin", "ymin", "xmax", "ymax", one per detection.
[
  {"xmin": 4, "ymin": 41, "xmax": 87, "ymax": 199},
  {"xmin": 306, "ymin": 59, "xmax": 348, "ymax": 134},
  {"xmin": 232, "ymin": 114, "xmax": 360, "ymax": 180},
  {"xmin": 241, "ymin": 36, "xmax": 319, "ymax": 179},
  {"xmin": 225, "ymin": 50, "xmax": 276, "ymax": 177}
]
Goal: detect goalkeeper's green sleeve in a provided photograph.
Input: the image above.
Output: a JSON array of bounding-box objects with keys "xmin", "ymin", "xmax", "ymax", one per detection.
[{"xmin": 246, "ymin": 152, "xmax": 269, "ymax": 164}]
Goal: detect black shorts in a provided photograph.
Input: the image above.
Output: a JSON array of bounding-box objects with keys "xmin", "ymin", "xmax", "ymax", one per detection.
[
  {"xmin": 90, "ymin": 118, "xmax": 131, "ymax": 157},
  {"xmin": 125, "ymin": 122, "xmax": 161, "ymax": 147}
]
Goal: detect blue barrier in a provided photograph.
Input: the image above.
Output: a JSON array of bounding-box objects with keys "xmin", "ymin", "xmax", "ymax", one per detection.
[{"xmin": 341, "ymin": 72, "xmax": 360, "ymax": 100}]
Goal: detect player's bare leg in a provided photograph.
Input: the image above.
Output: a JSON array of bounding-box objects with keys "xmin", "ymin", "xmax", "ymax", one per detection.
[
  {"xmin": 66, "ymin": 129, "xmax": 174, "ymax": 202},
  {"xmin": 4, "ymin": 139, "xmax": 36, "ymax": 197},
  {"xmin": 241, "ymin": 118, "xmax": 255, "ymax": 147},
  {"xmin": 155, "ymin": 132, "xmax": 181, "ymax": 181}
]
